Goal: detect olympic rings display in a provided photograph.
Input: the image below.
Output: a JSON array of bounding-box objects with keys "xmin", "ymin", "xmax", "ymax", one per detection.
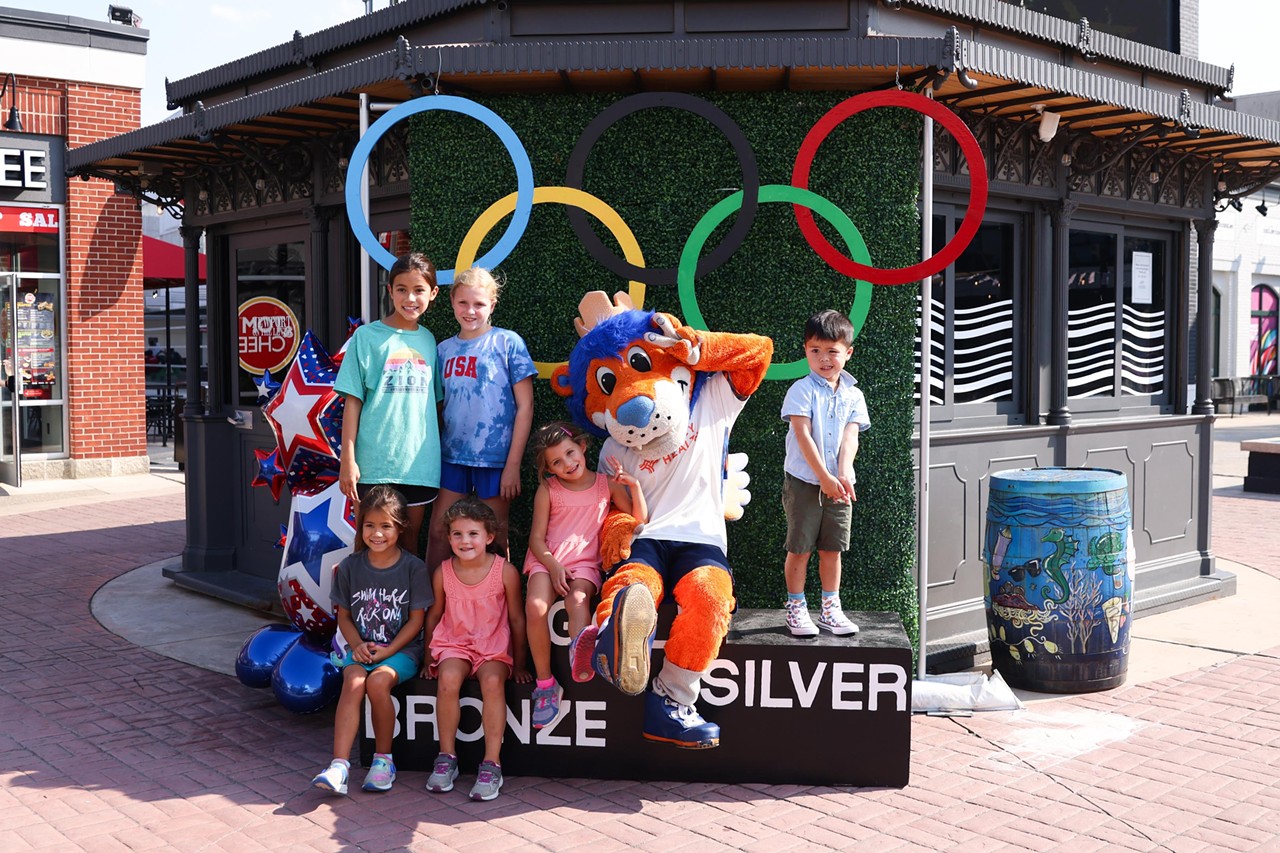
[
  {"xmin": 792, "ymin": 89, "xmax": 988, "ymax": 285},
  {"xmin": 677, "ymin": 184, "xmax": 874, "ymax": 381},
  {"xmin": 563, "ymin": 92, "xmax": 760, "ymax": 287},
  {"xmin": 343, "ymin": 91, "xmax": 990, "ymax": 373},
  {"xmin": 344, "ymin": 95, "xmax": 535, "ymax": 285},
  {"xmin": 453, "ymin": 186, "xmax": 648, "ymax": 379}
]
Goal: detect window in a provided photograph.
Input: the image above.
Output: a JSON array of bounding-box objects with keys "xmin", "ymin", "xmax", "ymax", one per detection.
[
  {"xmin": 235, "ymin": 242, "xmax": 306, "ymax": 402},
  {"xmin": 1067, "ymin": 227, "xmax": 1170, "ymax": 410},
  {"xmin": 1252, "ymin": 284, "xmax": 1278, "ymax": 376},
  {"xmin": 0, "ymin": 207, "xmax": 66, "ymax": 459},
  {"xmin": 919, "ymin": 210, "xmax": 1024, "ymax": 424}
]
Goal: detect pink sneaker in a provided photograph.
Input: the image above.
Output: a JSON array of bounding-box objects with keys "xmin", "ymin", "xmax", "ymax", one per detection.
[{"xmin": 569, "ymin": 625, "xmax": 598, "ymax": 683}]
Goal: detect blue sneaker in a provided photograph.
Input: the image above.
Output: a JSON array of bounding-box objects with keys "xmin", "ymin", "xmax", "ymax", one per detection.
[
  {"xmin": 642, "ymin": 690, "xmax": 720, "ymax": 749},
  {"xmin": 592, "ymin": 583, "xmax": 657, "ymax": 695},
  {"xmin": 531, "ymin": 679, "xmax": 563, "ymax": 729}
]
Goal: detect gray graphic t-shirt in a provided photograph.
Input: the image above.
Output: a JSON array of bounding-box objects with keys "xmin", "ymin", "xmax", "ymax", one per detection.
[{"xmin": 331, "ymin": 549, "xmax": 432, "ymax": 666}]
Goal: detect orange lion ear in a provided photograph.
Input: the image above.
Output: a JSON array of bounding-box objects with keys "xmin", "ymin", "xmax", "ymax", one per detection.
[{"xmin": 550, "ymin": 364, "xmax": 574, "ymax": 398}]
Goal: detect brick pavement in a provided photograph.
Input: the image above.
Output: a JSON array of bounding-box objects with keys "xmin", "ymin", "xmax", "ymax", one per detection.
[{"xmin": 2, "ymin": 486, "xmax": 1280, "ymax": 851}]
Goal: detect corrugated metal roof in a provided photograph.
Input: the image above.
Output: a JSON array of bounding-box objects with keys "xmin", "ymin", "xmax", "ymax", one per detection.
[
  {"xmin": 164, "ymin": 0, "xmax": 486, "ymax": 107},
  {"xmin": 68, "ymin": 29, "xmax": 1280, "ymax": 176},
  {"xmin": 70, "ymin": 34, "xmax": 942, "ymax": 172},
  {"xmin": 960, "ymin": 38, "xmax": 1280, "ymax": 146},
  {"xmin": 899, "ymin": 0, "xmax": 1231, "ymax": 90}
]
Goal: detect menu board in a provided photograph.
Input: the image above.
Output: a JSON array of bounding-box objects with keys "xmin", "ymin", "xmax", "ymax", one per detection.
[{"xmin": 2, "ymin": 291, "xmax": 56, "ymax": 399}]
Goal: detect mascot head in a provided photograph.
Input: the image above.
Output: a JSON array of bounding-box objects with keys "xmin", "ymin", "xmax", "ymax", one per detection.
[{"xmin": 552, "ymin": 292, "xmax": 706, "ymax": 461}]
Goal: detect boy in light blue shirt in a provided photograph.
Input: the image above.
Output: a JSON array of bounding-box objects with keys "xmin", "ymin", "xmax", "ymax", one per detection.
[{"xmin": 780, "ymin": 310, "xmax": 870, "ymax": 637}]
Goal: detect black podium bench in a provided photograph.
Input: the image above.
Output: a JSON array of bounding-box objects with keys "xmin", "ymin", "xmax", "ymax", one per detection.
[{"xmin": 360, "ymin": 607, "xmax": 913, "ymax": 788}]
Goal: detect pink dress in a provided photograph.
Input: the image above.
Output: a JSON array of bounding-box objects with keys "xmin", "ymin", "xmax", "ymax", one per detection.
[
  {"xmin": 523, "ymin": 473, "xmax": 611, "ymax": 589},
  {"xmin": 429, "ymin": 555, "xmax": 514, "ymax": 676}
]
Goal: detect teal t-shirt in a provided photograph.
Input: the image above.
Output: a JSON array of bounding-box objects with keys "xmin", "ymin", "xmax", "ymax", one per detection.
[{"xmin": 334, "ymin": 320, "xmax": 443, "ymax": 487}]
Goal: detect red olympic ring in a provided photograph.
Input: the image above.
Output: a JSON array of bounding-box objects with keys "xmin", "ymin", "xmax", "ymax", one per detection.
[{"xmin": 791, "ymin": 90, "xmax": 988, "ymax": 286}]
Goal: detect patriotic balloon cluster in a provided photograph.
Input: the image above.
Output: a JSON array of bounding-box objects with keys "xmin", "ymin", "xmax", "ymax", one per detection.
[{"xmin": 237, "ymin": 328, "xmax": 358, "ymax": 713}]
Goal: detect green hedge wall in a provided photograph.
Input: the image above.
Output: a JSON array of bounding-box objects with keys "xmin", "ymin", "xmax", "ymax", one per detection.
[{"xmin": 408, "ymin": 91, "xmax": 921, "ymax": 647}]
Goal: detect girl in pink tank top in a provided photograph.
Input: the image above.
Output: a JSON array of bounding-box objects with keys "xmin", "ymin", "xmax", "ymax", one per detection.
[
  {"xmin": 523, "ymin": 422, "xmax": 648, "ymax": 730},
  {"xmin": 424, "ymin": 497, "xmax": 529, "ymax": 801}
]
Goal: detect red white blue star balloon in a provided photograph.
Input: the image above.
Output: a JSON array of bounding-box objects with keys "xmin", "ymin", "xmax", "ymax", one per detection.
[
  {"xmin": 277, "ymin": 480, "xmax": 356, "ymax": 640},
  {"xmin": 261, "ymin": 330, "xmax": 345, "ymax": 478},
  {"xmin": 251, "ymin": 447, "xmax": 286, "ymax": 503}
]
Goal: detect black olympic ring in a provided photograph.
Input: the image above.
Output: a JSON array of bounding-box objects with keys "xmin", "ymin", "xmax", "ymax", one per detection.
[{"xmin": 563, "ymin": 92, "xmax": 760, "ymax": 287}]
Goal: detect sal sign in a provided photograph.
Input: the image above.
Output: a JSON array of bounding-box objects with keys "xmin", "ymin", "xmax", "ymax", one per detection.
[
  {"xmin": 0, "ymin": 206, "xmax": 59, "ymax": 233},
  {"xmin": 238, "ymin": 296, "xmax": 300, "ymax": 375}
]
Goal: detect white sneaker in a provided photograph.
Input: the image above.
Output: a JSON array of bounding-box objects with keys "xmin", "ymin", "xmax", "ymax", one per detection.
[
  {"xmin": 816, "ymin": 597, "xmax": 858, "ymax": 635},
  {"xmin": 785, "ymin": 598, "xmax": 819, "ymax": 637},
  {"xmin": 311, "ymin": 760, "xmax": 349, "ymax": 795}
]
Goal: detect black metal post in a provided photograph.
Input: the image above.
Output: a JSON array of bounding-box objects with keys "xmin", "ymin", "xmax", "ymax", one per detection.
[
  {"xmin": 1047, "ymin": 198, "xmax": 1078, "ymax": 425},
  {"xmin": 1192, "ymin": 217, "xmax": 1218, "ymax": 415},
  {"xmin": 162, "ymin": 285, "xmax": 172, "ymax": 445},
  {"xmin": 181, "ymin": 225, "xmax": 204, "ymax": 413}
]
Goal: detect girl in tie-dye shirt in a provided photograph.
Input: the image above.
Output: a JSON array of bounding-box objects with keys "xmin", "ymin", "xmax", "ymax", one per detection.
[{"xmin": 425, "ymin": 266, "xmax": 536, "ymax": 573}]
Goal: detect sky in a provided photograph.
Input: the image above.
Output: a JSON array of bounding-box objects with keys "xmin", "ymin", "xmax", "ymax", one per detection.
[
  {"xmin": 46, "ymin": 0, "xmax": 373, "ymax": 124},
  {"xmin": 38, "ymin": 0, "xmax": 1280, "ymax": 126}
]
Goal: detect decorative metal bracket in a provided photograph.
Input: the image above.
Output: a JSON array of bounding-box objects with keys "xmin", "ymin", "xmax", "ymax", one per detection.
[
  {"xmin": 193, "ymin": 100, "xmax": 213, "ymax": 144},
  {"xmin": 934, "ymin": 26, "xmax": 977, "ymax": 91},
  {"xmin": 1077, "ymin": 18, "xmax": 1099, "ymax": 63},
  {"xmin": 1177, "ymin": 90, "xmax": 1201, "ymax": 139},
  {"xmin": 291, "ymin": 30, "xmax": 316, "ymax": 72}
]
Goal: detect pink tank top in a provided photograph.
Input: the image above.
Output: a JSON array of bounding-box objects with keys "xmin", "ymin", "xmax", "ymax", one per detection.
[
  {"xmin": 540, "ymin": 473, "xmax": 611, "ymax": 574},
  {"xmin": 429, "ymin": 555, "xmax": 513, "ymax": 668}
]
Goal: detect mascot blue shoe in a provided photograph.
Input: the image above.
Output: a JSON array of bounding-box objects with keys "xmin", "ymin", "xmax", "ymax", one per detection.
[
  {"xmin": 643, "ymin": 690, "xmax": 721, "ymax": 748},
  {"xmin": 592, "ymin": 582, "xmax": 657, "ymax": 695}
]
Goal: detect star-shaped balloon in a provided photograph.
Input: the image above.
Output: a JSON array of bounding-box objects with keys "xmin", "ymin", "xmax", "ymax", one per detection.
[
  {"xmin": 333, "ymin": 317, "xmax": 363, "ymax": 368},
  {"xmin": 261, "ymin": 330, "xmax": 345, "ymax": 476},
  {"xmin": 251, "ymin": 447, "xmax": 286, "ymax": 502},
  {"xmin": 287, "ymin": 447, "xmax": 341, "ymax": 496},
  {"xmin": 254, "ymin": 369, "xmax": 282, "ymax": 406},
  {"xmin": 277, "ymin": 480, "xmax": 355, "ymax": 639}
]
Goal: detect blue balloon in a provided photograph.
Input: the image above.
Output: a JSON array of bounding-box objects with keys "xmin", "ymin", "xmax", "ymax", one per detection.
[
  {"xmin": 235, "ymin": 624, "xmax": 302, "ymax": 688},
  {"xmin": 271, "ymin": 635, "xmax": 342, "ymax": 714}
]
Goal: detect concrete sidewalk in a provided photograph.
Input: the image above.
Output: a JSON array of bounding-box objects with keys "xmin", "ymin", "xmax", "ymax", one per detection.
[{"xmin": 2, "ymin": 428, "xmax": 1279, "ymax": 851}]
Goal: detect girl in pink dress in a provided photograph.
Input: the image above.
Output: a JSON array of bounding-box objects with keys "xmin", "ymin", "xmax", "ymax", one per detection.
[
  {"xmin": 423, "ymin": 497, "xmax": 529, "ymax": 801},
  {"xmin": 523, "ymin": 422, "xmax": 648, "ymax": 729}
]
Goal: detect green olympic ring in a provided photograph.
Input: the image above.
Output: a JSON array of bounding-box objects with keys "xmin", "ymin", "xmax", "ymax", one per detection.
[{"xmin": 677, "ymin": 184, "xmax": 873, "ymax": 380}]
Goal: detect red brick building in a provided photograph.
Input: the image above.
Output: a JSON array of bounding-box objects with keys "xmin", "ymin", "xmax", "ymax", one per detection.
[{"xmin": 1, "ymin": 8, "xmax": 146, "ymax": 483}]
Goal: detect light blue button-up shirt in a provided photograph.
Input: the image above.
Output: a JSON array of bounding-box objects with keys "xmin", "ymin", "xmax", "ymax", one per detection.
[{"xmin": 781, "ymin": 370, "xmax": 871, "ymax": 484}]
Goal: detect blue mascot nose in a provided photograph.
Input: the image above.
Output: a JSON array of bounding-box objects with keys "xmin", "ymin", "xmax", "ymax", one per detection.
[{"xmin": 615, "ymin": 396, "xmax": 655, "ymax": 428}]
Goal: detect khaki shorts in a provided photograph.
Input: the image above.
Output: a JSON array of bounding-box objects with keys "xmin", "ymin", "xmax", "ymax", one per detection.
[{"xmin": 782, "ymin": 472, "xmax": 852, "ymax": 554}]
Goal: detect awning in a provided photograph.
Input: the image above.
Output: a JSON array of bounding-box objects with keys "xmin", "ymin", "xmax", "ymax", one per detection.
[
  {"xmin": 67, "ymin": 31, "xmax": 1280, "ymax": 200},
  {"xmin": 143, "ymin": 235, "xmax": 206, "ymax": 282}
]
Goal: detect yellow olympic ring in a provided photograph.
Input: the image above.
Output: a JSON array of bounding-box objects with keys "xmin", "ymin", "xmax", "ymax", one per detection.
[{"xmin": 454, "ymin": 186, "xmax": 647, "ymax": 378}]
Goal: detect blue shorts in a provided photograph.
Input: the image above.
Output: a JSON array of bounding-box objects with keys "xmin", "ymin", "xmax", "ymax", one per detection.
[
  {"xmin": 611, "ymin": 538, "xmax": 734, "ymax": 590},
  {"xmin": 440, "ymin": 461, "xmax": 503, "ymax": 500},
  {"xmin": 333, "ymin": 649, "xmax": 419, "ymax": 683}
]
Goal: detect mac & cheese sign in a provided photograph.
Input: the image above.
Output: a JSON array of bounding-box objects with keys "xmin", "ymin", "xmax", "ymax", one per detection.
[{"xmin": 237, "ymin": 296, "xmax": 299, "ymax": 376}]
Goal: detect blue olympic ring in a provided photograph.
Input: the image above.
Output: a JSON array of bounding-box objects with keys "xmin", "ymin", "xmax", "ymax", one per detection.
[{"xmin": 344, "ymin": 95, "xmax": 535, "ymax": 285}]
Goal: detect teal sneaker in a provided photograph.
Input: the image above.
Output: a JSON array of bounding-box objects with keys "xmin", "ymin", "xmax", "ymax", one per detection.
[{"xmin": 361, "ymin": 754, "xmax": 395, "ymax": 792}]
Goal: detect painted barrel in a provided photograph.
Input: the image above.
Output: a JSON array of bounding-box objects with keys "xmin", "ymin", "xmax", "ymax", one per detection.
[{"xmin": 983, "ymin": 467, "xmax": 1133, "ymax": 693}]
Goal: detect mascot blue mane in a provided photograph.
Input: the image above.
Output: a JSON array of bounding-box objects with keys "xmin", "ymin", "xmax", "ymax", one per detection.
[{"xmin": 562, "ymin": 309, "xmax": 709, "ymax": 438}]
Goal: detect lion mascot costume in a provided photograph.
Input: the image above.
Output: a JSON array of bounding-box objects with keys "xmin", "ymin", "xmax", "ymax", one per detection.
[{"xmin": 551, "ymin": 292, "xmax": 772, "ymax": 748}]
